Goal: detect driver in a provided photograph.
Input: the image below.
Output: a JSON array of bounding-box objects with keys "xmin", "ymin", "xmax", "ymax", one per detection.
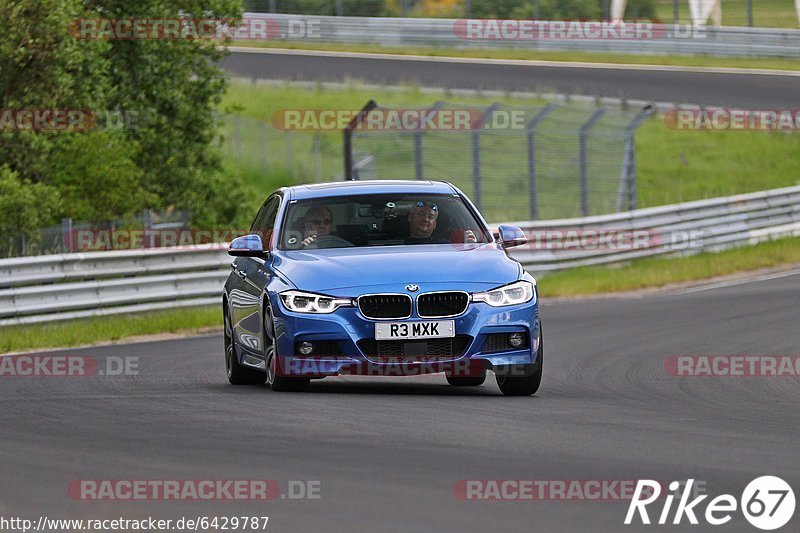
[
  {"xmin": 301, "ymin": 206, "xmax": 333, "ymax": 247},
  {"xmin": 406, "ymin": 201, "xmax": 477, "ymax": 245},
  {"xmin": 300, "ymin": 206, "xmax": 353, "ymax": 248}
]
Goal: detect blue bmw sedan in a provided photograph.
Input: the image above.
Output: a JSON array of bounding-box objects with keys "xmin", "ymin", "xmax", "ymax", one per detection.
[{"xmin": 223, "ymin": 180, "xmax": 541, "ymax": 396}]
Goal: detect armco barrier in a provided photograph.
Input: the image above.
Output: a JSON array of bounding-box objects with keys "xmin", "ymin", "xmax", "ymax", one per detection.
[
  {"xmin": 0, "ymin": 245, "xmax": 232, "ymax": 326},
  {"xmin": 241, "ymin": 13, "xmax": 800, "ymax": 58},
  {"xmin": 511, "ymin": 185, "xmax": 800, "ymax": 270},
  {"xmin": 1, "ymin": 185, "xmax": 799, "ymax": 325}
]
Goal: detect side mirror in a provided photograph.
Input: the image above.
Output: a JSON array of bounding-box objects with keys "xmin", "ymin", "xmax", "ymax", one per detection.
[
  {"xmin": 228, "ymin": 234, "xmax": 269, "ymax": 258},
  {"xmin": 498, "ymin": 225, "xmax": 527, "ymax": 249}
]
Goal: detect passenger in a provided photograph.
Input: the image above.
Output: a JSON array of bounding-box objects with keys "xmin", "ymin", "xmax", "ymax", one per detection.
[{"xmin": 405, "ymin": 201, "xmax": 477, "ymax": 244}]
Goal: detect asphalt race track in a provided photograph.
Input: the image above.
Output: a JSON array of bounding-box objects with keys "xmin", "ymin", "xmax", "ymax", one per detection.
[
  {"xmin": 222, "ymin": 48, "xmax": 800, "ymax": 108},
  {"xmin": 3, "ymin": 272, "xmax": 799, "ymax": 531}
]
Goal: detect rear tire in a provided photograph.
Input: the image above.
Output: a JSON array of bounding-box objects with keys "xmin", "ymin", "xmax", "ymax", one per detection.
[
  {"xmin": 495, "ymin": 328, "xmax": 543, "ymax": 397},
  {"xmin": 224, "ymin": 307, "xmax": 267, "ymax": 385}
]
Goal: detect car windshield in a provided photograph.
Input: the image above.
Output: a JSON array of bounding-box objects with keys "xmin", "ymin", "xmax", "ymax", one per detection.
[{"xmin": 280, "ymin": 193, "xmax": 492, "ymax": 250}]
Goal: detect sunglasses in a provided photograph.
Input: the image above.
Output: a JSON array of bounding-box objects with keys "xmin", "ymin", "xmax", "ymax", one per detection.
[
  {"xmin": 415, "ymin": 201, "xmax": 438, "ymax": 211},
  {"xmin": 309, "ymin": 218, "xmax": 332, "ymax": 225}
]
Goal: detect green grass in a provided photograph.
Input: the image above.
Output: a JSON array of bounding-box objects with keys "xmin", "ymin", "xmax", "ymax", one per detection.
[
  {"xmin": 538, "ymin": 235, "xmax": 800, "ymax": 296},
  {"xmin": 636, "ymin": 122, "xmax": 800, "ymax": 207},
  {"xmin": 220, "ymin": 80, "xmax": 800, "ymax": 220},
  {"xmin": 0, "ymin": 306, "xmax": 222, "ymax": 354},
  {"xmin": 230, "ymin": 40, "xmax": 800, "ymax": 71},
  {"xmin": 654, "ymin": 0, "xmax": 800, "ymax": 28}
]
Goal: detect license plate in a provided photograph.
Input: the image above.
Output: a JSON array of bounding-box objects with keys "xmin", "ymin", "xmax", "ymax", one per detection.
[{"xmin": 375, "ymin": 320, "xmax": 455, "ymax": 340}]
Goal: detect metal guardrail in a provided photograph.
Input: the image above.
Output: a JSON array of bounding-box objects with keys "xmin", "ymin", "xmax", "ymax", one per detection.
[
  {"xmin": 1, "ymin": 185, "xmax": 799, "ymax": 325},
  {"xmin": 0, "ymin": 246, "xmax": 231, "ymax": 326},
  {"xmin": 242, "ymin": 13, "xmax": 800, "ymax": 58},
  {"xmin": 510, "ymin": 185, "xmax": 800, "ymax": 270}
]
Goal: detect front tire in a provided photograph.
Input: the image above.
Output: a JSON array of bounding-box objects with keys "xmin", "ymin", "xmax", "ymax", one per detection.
[
  {"xmin": 264, "ymin": 304, "xmax": 309, "ymax": 392},
  {"xmin": 224, "ymin": 307, "xmax": 267, "ymax": 385},
  {"xmin": 495, "ymin": 328, "xmax": 543, "ymax": 396}
]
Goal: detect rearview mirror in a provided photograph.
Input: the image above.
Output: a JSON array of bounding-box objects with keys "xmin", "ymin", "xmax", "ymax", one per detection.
[
  {"xmin": 228, "ymin": 234, "xmax": 269, "ymax": 258},
  {"xmin": 498, "ymin": 225, "xmax": 527, "ymax": 249}
]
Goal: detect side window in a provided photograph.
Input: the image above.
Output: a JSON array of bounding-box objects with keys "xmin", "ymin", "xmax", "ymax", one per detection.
[{"xmin": 250, "ymin": 196, "xmax": 280, "ymax": 248}]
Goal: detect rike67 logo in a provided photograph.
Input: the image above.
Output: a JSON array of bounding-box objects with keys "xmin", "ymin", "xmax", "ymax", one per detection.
[{"xmin": 625, "ymin": 477, "xmax": 795, "ymax": 530}]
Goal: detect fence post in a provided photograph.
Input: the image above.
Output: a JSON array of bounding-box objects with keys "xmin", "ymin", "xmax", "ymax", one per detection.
[
  {"xmin": 142, "ymin": 209, "xmax": 153, "ymax": 249},
  {"xmin": 336, "ymin": 0, "xmax": 343, "ymax": 16},
  {"xmin": 61, "ymin": 217, "xmax": 73, "ymax": 253},
  {"xmin": 285, "ymin": 130, "xmax": 293, "ymax": 177},
  {"xmin": 343, "ymin": 99, "xmax": 377, "ymax": 180},
  {"xmin": 471, "ymin": 103, "xmax": 501, "ymax": 211},
  {"xmin": 414, "ymin": 101, "xmax": 444, "ymax": 180},
  {"xmin": 617, "ymin": 105, "xmax": 654, "ymax": 212},
  {"xmin": 526, "ymin": 104, "xmax": 556, "ymax": 220},
  {"xmin": 471, "ymin": 132, "xmax": 481, "ymax": 210},
  {"xmin": 269, "ymin": 0, "xmax": 276, "ymax": 13},
  {"xmin": 579, "ymin": 108, "xmax": 606, "ymax": 217},
  {"xmin": 313, "ymin": 134, "xmax": 322, "ymax": 182}
]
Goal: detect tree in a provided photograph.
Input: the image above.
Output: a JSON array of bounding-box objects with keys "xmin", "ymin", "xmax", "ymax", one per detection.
[
  {"xmin": 0, "ymin": 165, "xmax": 60, "ymax": 256},
  {"xmin": 0, "ymin": 0, "xmax": 249, "ymax": 232}
]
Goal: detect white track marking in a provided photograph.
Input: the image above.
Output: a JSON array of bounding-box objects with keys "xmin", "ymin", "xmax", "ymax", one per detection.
[
  {"xmin": 678, "ymin": 267, "xmax": 800, "ymax": 294},
  {"xmin": 229, "ymin": 46, "xmax": 800, "ymax": 77}
]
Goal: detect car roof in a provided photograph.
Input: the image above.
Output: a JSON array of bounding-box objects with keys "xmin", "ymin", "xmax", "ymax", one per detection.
[{"xmin": 287, "ymin": 180, "xmax": 457, "ymax": 201}]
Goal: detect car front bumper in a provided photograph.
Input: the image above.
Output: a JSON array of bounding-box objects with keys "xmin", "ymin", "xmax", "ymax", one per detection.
[{"xmin": 271, "ymin": 295, "xmax": 540, "ymax": 378}]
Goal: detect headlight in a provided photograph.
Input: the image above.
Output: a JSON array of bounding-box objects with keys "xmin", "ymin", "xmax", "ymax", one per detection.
[
  {"xmin": 472, "ymin": 280, "xmax": 536, "ymax": 307},
  {"xmin": 280, "ymin": 290, "xmax": 352, "ymax": 314}
]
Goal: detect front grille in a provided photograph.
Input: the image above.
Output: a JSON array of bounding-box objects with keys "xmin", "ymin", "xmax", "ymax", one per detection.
[
  {"xmin": 358, "ymin": 335, "xmax": 472, "ymax": 363},
  {"xmin": 483, "ymin": 332, "xmax": 529, "ymax": 353},
  {"xmin": 358, "ymin": 294, "xmax": 412, "ymax": 319},
  {"xmin": 417, "ymin": 292, "xmax": 469, "ymax": 318}
]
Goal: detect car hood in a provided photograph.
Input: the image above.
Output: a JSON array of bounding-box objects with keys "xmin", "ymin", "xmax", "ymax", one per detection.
[{"xmin": 272, "ymin": 243, "xmax": 521, "ymax": 293}]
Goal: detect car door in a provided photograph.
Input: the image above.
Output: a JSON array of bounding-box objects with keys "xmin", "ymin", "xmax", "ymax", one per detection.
[{"xmin": 230, "ymin": 194, "xmax": 281, "ymax": 355}]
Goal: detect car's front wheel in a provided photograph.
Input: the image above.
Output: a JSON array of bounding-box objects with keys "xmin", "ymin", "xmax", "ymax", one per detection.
[
  {"xmin": 224, "ymin": 307, "xmax": 267, "ymax": 385},
  {"xmin": 495, "ymin": 328, "xmax": 543, "ymax": 396},
  {"xmin": 263, "ymin": 304, "xmax": 309, "ymax": 392}
]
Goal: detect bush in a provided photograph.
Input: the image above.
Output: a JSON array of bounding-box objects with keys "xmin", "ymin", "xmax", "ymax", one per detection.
[
  {"xmin": 49, "ymin": 132, "xmax": 151, "ymax": 222},
  {"xmin": 0, "ymin": 166, "xmax": 60, "ymax": 256},
  {"xmin": 625, "ymin": 0, "xmax": 656, "ymax": 19}
]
